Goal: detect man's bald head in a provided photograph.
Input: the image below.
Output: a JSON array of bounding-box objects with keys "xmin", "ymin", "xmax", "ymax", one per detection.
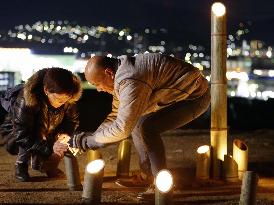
[
  {"xmin": 84, "ymin": 55, "xmax": 117, "ymax": 94},
  {"xmin": 85, "ymin": 56, "xmax": 118, "ymax": 74},
  {"xmin": 85, "ymin": 56, "xmax": 105, "ymax": 77}
]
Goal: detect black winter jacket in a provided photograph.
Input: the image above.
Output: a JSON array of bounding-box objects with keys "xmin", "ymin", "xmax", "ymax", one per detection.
[{"xmin": 0, "ymin": 69, "xmax": 82, "ymax": 158}]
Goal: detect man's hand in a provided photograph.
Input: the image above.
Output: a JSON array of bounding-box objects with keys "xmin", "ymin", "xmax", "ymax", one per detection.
[
  {"xmin": 69, "ymin": 132, "xmax": 104, "ymax": 151},
  {"xmin": 69, "ymin": 132, "xmax": 86, "ymax": 150},
  {"xmin": 53, "ymin": 140, "xmax": 68, "ymax": 157}
]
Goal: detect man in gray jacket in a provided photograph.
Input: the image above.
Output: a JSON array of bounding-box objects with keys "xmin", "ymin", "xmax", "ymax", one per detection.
[{"xmin": 71, "ymin": 53, "xmax": 210, "ymax": 191}]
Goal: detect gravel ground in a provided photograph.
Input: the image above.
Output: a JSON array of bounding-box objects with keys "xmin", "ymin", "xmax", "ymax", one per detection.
[{"xmin": 1, "ymin": 129, "xmax": 274, "ymax": 204}]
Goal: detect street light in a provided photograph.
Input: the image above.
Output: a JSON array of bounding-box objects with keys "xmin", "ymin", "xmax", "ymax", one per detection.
[
  {"xmin": 82, "ymin": 159, "xmax": 105, "ymax": 204},
  {"xmin": 155, "ymin": 169, "xmax": 174, "ymax": 205}
]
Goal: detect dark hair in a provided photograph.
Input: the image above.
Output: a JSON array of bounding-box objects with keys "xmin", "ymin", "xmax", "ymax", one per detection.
[
  {"xmin": 99, "ymin": 56, "xmax": 119, "ymax": 72},
  {"xmin": 43, "ymin": 67, "xmax": 77, "ymax": 95}
]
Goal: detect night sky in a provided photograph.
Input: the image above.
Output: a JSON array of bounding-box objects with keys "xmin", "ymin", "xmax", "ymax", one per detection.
[{"xmin": 0, "ymin": 0, "xmax": 274, "ymax": 45}]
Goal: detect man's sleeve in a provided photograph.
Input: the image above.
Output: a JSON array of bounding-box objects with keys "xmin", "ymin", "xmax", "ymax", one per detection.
[
  {"xmin": 95, "ymin": 94, "xmax": 119, "ymax": 131},
  {"xmin": 85, "ymin": 79, "xmax": 152, "ymax": 148}
]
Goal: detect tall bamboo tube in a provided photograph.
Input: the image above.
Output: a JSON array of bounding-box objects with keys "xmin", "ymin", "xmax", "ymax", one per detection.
[{"xmin": 210, "ymin": 2, "xmax": 227, "ymax": 179}]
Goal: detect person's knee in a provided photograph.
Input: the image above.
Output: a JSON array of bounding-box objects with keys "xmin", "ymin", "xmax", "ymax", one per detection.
[
  {"xmin": 132, "ymin": 118, "xmax": 160, "ymax": 146},
  {"xmin": 139, "ymin": 120, "xmax": 158, "ymax": 137},
  {"xmin": 132, "ymin": 119, "xmax": 154, "ymax": 137}
]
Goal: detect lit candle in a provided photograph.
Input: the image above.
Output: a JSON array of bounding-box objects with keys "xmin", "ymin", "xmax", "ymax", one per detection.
[
  {"xmin": 82, "ymin": 159, "xmax": 105, "ymax": 204},
  {"xmin": 155, "ymin": 169, "xmax": 174, "ymax": 205},
  {"xmin": 196, "ymin": 145, "xmax": 211, "ymax": 180}
]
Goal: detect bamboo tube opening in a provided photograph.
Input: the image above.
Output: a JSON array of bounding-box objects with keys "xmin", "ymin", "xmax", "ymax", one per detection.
[{"xmin": 234, "ymin": 139, "xmax": 248, "ymax": 151}]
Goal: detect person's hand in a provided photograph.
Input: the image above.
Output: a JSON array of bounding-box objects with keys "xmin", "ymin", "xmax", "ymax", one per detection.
[
  {"xmin": 58, "ymin": 134, "xmax": 71, "ymax": 144},
  {"xmin": 69, "ymin": 132, "xmax": 104, "ymax": 151},
  {"xmin": 53, "ymin": 140, "xmax": 68, "ymax": 157},
  {"xmin": 69, "ymin": 132, "xmax": 86, "ymax": 150},
  {"xmin": 57, "ymin": 133, "xmax": 82, "ymax": 156}
]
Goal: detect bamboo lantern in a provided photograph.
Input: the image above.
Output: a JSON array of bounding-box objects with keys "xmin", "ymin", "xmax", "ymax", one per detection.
[
  {"xmin": 223, "ymin": 154, "xmax": 238, "ymax": 182},
  {"xmin": 233, "ymin": 139, "xmax": 248, "ymax": 179},
  {"xmin": 196, "ymin": 145, "xmax": 211, "ymax": 180},
  {"xmin": 116, "ymin": 139, "xmax": 131, "ymax": 177},
  {"xmin": 82, "ymin": 159, "xmax": 105, "ymax": 204},
  {"xmin": 155, "ymin": 169, "xmax": 174, "ymax": 205},
  {"xmin": 210, "ymin": 2, "xmax": 227, "ymax": 179}
]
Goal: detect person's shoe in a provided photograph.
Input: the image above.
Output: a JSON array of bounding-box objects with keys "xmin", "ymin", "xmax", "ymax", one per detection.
[
  {"xmin": 46, "ymin": 168, "xmax": 65, "ymax": 179},
  {"xmin": 137, "ymin": 185, "xmax": 155, "ymax": 200},
  {"xmin": 15, "ymin": 163, "xmax": 30, "ymax": 182},
  {"xmin": 115, "ymin": 173, "xmax": 153, "ymax": 188}
]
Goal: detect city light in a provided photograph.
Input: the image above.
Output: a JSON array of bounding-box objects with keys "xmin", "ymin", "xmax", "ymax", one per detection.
[
  {"xmin": 266, "ymin": 50, "xmax": 272, "ymax": 58},
  {"xmin": 119, "ymin": 30, "xmax": 125, "ymax": 36},
  {"xmin": 0, "ymin": 19, "xmax": 273, "ymax": 100}
]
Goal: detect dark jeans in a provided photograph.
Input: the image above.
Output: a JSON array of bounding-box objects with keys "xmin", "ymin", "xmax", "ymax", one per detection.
[
  {"xmin": 131, "ymin": 88, "xmax": 211, "ymax": 177},
  {"xmin": 16, "ymin": 147, "xmax": 61, "ymax": 172}
]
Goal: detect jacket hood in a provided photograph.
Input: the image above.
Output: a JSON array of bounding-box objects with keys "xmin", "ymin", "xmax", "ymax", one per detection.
[{"xmin": 23, "ymin": 69, "xmax": 82, "ymax": 107}]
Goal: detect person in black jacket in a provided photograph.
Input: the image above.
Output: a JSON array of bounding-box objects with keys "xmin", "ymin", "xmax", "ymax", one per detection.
[{"xmin": 0, "ymin": 68, "xmax": 82, "ymax": 182}]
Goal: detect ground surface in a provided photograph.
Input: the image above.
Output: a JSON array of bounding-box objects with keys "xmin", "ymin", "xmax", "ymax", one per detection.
[{"xmin": 1, "ymin": 129, "xmax": 274, "ymax": 204}]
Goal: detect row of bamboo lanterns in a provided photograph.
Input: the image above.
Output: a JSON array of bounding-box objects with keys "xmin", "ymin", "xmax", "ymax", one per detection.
[
  {"xmin": 64, "ymin": 147, "xmax": 175, "ymax": 205},
  {"xmin": 196, "ymin": 139, "xmax": 248, "ymax": 181}
]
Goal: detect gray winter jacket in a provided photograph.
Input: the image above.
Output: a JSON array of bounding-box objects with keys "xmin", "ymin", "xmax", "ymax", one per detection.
[{"xmin": 85, "ymin": 53, "xmax": 209, "ymax": 147}]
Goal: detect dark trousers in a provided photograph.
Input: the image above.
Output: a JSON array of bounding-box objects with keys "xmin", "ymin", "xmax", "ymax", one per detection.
[
  {"xmin": 16, "ymin": 147, "xmax": 61, "ymax": 172},
  {"xmin": 131, "ymin": 88, "xmax": 211, "ymax": 177}
]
